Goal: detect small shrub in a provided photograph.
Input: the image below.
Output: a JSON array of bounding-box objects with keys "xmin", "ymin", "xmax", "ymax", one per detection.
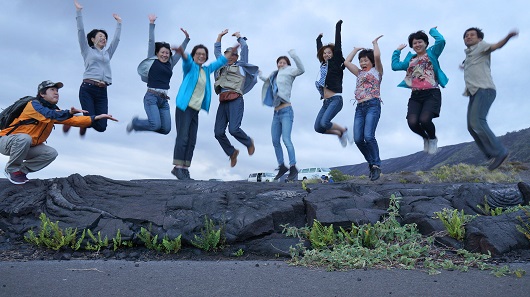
[
  {"xmin": 516, "ymin": 209, "xmax": 530, "ymax": 241},
  {"xmin": 85, "ymin": 229, "xmax": 109, "ymax": 252},
  {"xmin": 191, "ymin": 216, "xmax": 225, "ymax": 252},
  {"xmin": 434, "ymin": 208, "xmax": 475, "ymax": 241},
  {"xmin": 24, "ymin": 213, "xmax": 78, "ymax": 251},
  {"xmin": 329, "ymin": 169, "xmax": 355, "ymax": 182},
  {"xmin": 161, "ymin": 235, "xmax": 182, "ymax": 254}
]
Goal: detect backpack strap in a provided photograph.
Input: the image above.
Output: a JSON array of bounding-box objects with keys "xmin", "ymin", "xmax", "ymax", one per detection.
[{"xmin": 5, "ymin": 119, "xmax": 38, "ymax": 136}]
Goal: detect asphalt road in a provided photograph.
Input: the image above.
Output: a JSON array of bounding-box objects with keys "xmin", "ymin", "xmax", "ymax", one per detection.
[{"xmin": 1, "ymin": 260, "xmax": 529, "ymax": 297}]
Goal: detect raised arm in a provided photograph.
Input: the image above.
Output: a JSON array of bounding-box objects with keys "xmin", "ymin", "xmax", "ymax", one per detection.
[
  {"xmin": 170, "ymin": 28, "xmax": 190, "ymax": 67},
  {"xmin": 288, "ymin": 49, "xmax": 305, "ymax": 76},
  {"xmin": 74, "ymin": 0, "xmax": 89, "ymax": 55},
  {"xmin": 316, "ymin": 33, "xmax": 323, "ymax": 52},
  {"xmin": 147, "ymin": 14, "xmax": 156, "ymax": 57},
  {"xmin": 214, "ymin": 29, "xmax": 228, "ymax": 59},
  {"xmin": 334, "ymin": 20, "xmax": 343, "ymax": 57},
  {"xmin": 428, "ymin": 27, "xmax": 445, "ymax": 58},
  {"xmin": 233, "ymin": 32, "xmax": 248, "ymax": 63},
  {"xmin": 373, "ymin": 35, "xmax": 384, "ymax": 76},
  {"xmin": 490, "ymin": 30, "xmax": 518, "ymax": 52},
  {"xmin": 391, "ymin": 44, "xmax": 408, "ymax": 71},
  {"xmin": 344, "ymin": 47, "xmax": 362, "ymax": 76},
  {"xmin": 107, "ymin": 13, "xmax": 122, "ymax": 59}
]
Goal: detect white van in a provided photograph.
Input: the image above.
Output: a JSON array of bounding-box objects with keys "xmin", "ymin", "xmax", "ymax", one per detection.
[
  {"xmin": 247, "ymin": 172, "xmax": 276, "ymax": 182},
  {"xmin": 297, "ymin": 167, "xmax": 331, "ymax": 180}
]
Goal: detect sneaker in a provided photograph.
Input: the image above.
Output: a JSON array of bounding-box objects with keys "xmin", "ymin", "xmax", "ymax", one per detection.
[
  {"xmin": 339, "ymin": 128, "xmax": 349, "ymax": 148},
  {"xmin": 370, "ymin": 165, "xmax": 381, "ymax": 181},
  {"xmin": 517, "ymin": 182, "xmax": 530, "ymax": 206},
  {"xmin": 287, "ymin": 165, "xmax": 298, "ymax": 181},
  {"xmin": 274, "ymin": 164, "xmax": 289, "ymax": 180},
  {"xmin": 126, "ymin": 116, "xmax": 137, "ymax": 134},
  {"xmin": 79, "ymin": 127, "xmax": 87, "ymax": 137},
  {"xmin": 247, "ymin": 139, "xmax": 255, "ymax": 156},
  {"xmin": 230, "ymin": 149, "xmax": 239, "ymax": 167},
  {"xmin": 488, "ymin": 150, "xmax": 509, "ymax": 171},
  {"xmin": 368, "ymin": 164, "xmax": 374, "ymax": 179},
  {"xmin": 62, "ymin": 125, "xmax": 71, "ymax": 134},
  {"xmin": 423, "ymin": 138, "xmax": 429, "ymax": 152},
  {"xmin": 171, "ymin": 167, "xmax": 187, "ymax": 180},
  {"xmin": 4, "ymin": 170, "xmax": 28, "ymax": 185},
  {"xmin": 427, "ymin": 138, "xmax": 438, "ymax": 154},
  {"xmin": 183, "ymin": 168, "xmax": 194, "ymax": 180}
]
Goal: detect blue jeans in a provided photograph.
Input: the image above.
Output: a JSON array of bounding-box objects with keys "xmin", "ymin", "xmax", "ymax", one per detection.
[
  {"xmin": 132, "ymin": 91, "xmax": 171, "ymax": 134},
  {"xmin": 467, "ymin": 88, "xmax": 506, "ymax": 159},
  {"xmin": 173, "ymin": 107, "xmax": 199, "ymax": 167},
  {"xmin": 271, "ymin": 106, "xmax": 296, "ymax": 166},
  {"xmin": 79, "ymin": 82, "xmax": 108, "ymax": 132},
  {"xmin": 314, "ymin": 95, "xmax": 343, "ymax": 133},
  {"xmin": 354, "ymin": 99, "xmax": 381, "ymax": 166},
  {"xmin": 214, "ymin": 97, "xmax": 252, "ymax": 156}
]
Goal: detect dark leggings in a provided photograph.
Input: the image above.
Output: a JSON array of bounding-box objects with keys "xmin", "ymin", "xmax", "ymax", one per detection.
[{"xmin": 406, "ymin": 88, "xmax": 441, "ymax": 139}]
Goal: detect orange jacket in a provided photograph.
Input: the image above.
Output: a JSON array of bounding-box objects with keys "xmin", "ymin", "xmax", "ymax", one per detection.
[{"xmin": 0, "ymin": 98, "xmax": 93, "ymax": 146}]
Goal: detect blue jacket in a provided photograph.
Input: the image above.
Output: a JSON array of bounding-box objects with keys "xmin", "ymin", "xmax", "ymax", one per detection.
[
  {"xmin": 175, "ymin": 54, "xmax": 227, "ymax": 112},
  {"xmin": 391, "ymin": 27, "xmax": 448, "ymax": 88}
]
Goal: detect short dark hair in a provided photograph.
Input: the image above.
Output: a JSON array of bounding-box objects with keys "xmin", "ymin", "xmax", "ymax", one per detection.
[
  {"xmin": 408, "ymin": 31, "xmax": 429, "ymax": 48},
  {"xmin": 87, "ymin": 29, "xmax": 108, "ymax": 47},
  {"xmin": 155, "ymin": 42, "xmax": 173, "ymax": 58},
  {"xmin": 463, "ymin": 27, "xmax": 484, "ymax": 39},
  {"xmin": 317, "ymin": 44, "xmax": 334, "ymax": 63},
  {"xmin": 191, "ymin": 44, "xmax": 209, "ymax": 62},
  {"xmin": 276, "ymin": 56, "xmax": 291, "ymax": 66},
  {"xmin": 358, "ymin": 49, "xmax": 375, "ymax": 67}
]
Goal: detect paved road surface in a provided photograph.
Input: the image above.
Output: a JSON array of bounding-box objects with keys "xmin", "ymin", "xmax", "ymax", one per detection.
[{"xmin": 1, "ymin": 260, "xmax": 529, "ymax": 297}]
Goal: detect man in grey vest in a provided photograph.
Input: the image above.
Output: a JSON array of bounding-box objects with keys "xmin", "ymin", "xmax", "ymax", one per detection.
[
  {"xmin": 462, "ymin": 27, "xmax": 518, "ymax": 170},
  {"xmin": 214, "ymin": 30, "xmax": 259, "ymax": 167}
]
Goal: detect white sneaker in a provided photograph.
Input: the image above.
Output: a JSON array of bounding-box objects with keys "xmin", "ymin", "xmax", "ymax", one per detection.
[
  {"xmin": 423, "ymin": 138, "xmax": 429, "ymax": 152},
  {"xmin": 339, "ymin": 129, "xmax": 349, "ymax": 147},
  {"xmin": 428, "ymin": 138, "xmax": 438, "ymax": 154}
]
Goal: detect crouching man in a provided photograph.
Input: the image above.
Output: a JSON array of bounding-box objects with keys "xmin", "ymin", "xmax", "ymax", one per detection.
[{"xmin": 0, "ymin": 80, "xmax": 117, "ymax": 184}]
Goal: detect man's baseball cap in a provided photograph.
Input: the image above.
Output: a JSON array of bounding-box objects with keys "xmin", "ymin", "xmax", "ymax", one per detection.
[
  {"xmin": 224, "ymin": 47, "xmax": 239, "ymax": 55},
  {"xmin": 38, "ymin": 80, "xmax": 64, "ymax": 93}
]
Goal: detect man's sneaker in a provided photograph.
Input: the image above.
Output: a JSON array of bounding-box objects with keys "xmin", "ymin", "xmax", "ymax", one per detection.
[
  {"xmin": 370, "ymin": 166, "xmax": 381, "ymax": 181},
  {"xmin": 62, "ymin": 125, "xmax": 71, "ymax": 134},
  {"xmin": 368, "ymin": 164, "xmax": 374, "ymax": 179},
  {"xmin": 183, "ymin": 168, "xmax": 194, "ymax": 180},
  {"xmin": 171, "ymin": 167, "xmax": 187, "ymax": 180},
  {"xmin": 287, "ymin": 165, "xmax": 298, "ymax": 181},
  {"xmin": 423, "ymin": 138, "xmax": 429, "ymax": 152},
  {"xmin": 4, "ymin": 170, "xmax": 28, "ymax": 185},
  {"xmin": 247, "ymin": 139, "xmax": 255, "ymax": 156},
  {"xmin": 274, "ymin": 164, "xmax": 289, "ymax": 180},
  {"xmin": 339, "ymin": 128, "xmax": 349, "ymax": 147},
  {"xmin": 488, "ymin": 150, "xmax": 509, "ymax": 171},
  {"xmin": 427, "ymin": 138, "xmax": 438, "ymax": 154},
  {"xmin": 230, "ymin": 149, "xmax": 239, "ymax": 167}
]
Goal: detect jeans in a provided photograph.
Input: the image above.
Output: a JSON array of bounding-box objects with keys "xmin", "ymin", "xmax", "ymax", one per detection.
[
  {"xmin": 467, "ymin": 88, "xmax": 506, "ymax": 159},
  {"xmin": 173, "ymin": 107, "xmax": 199, "ymax": 167},
  {"xmin": 214, "ymin": 97, "xmax": 252, "ymax": 156},
  {"xmin": 271, "ymin": 106, "xmax": 296, "ymax": 166},
  {"xmin": 0, "ymin": 134, "xmax": 57, "ymax": 174},
  {"xmin": 314, "ymin": 95, "xmax": 343, "ymax": 133},
  {"xmin": 354, "ymin": 99, "xmax": 381, "ymax": 166},
  {"xmin": 132, "ymin": 91, "xmax": 171, "ymax": 134},
  {"xmin": 79, "ymin": 82, "xmax": 108, "ymax": 132}
]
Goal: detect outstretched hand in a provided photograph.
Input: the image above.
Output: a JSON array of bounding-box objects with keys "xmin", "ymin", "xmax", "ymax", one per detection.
[
  {"xmin": 180, "ymin": 28, "xmax": 189, "ymax": 39},
  {"xmin": 232, "ymin": 31, "xmax": 241, "ymax": 39},
  {"xmin": 74, "ymin": 0, "xmax": 82, "ymax": 11},
  {"xmin": 148, "ymin": 14, "xmax": 157, "ymax": 23},
  {"xmin": 95, "ymin": 114, "xmax": 118, "ymax": 122},
  {"xmin": 372, "ymin": 35, "xmax": 383, "ymax": 44},
  {"xmin": 397, "ymin": 44, "xmax": 407, "ymax": 50},
  {"xmin": 69, "ymin": 107, "xmax": 88, "ymax": 115},
  {"xmin": 113, "ymin": 13, "xmax": 122, "ymax": 23},
  {"xmin": 219, "ymin": 29, "xmax": 228, "ymax": 37},
  {"xmin": 508, "ymin": 30, "xmax": 519, "ymax": 38}
]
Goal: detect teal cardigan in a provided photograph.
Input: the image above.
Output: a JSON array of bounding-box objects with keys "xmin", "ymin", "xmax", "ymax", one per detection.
[
  {"xmin": 391, "ymin": 27, "xmax": 448, "ymax": 88},
  {"xmin": 175, "ymin": 54, "xmax": 227, "ymax": 112}
]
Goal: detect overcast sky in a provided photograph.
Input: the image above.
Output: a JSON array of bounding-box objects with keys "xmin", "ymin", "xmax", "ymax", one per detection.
[{"xmin": 0, "ymin": 0, "xmax": 527, "ymax": 181}]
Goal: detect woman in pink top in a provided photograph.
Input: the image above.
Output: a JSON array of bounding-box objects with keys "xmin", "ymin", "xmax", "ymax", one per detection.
[{"xmin": 344, "ymin": 35, "xmax": 383, "ymax": 181}]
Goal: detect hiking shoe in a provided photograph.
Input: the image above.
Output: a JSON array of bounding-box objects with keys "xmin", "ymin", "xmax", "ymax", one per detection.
[
  {"xmin": 339, "ymin": 128, "xmax": 349, "ymax": 147},
  {"xmin": 247, "ymin": 139, "xmax": 255, "ymax": 156},
  {"xmin": 370, "ymin": 166, "xmax": 381, "ymax": 181},
  {"xmin": 4, "ymin": 170, "xmax": 28, "ymax": 185},
  {"xmin": 80, "ymin": 127, "xmax": 87, "ymax": 137},
  {"xmin": 368, "ymin": 164, "xmax": 374, "ymax": 179},
  {"xmin": 427, "ymin": 138, "xmax": 438, "ymax": 154},
  {"xmin": 274, "ymin": 164, "xmax": 289, "ymax": 180},
  {"xmin": 287, "ymin": 165, "xmax": 298, "ymax": 181},
  {"xmin": 63, "ymin": 125, "xmax": 71, "ymax": 134},
  {"xmin": 183, "ymin": 168, "xmax": 194, "ymax": 180},
  {"xmin": 423, "ymin": 138, "xmax": 429, "ymax": 152},
  {"xmin": 230, "ymin": 149, "xmax": 239, "ymax": 167},
  {"xmin": 171, "ymin": 167, "xmax": 187, "ymax": 180},
  {"xmin": 488, "ymin": 150, "xmax": 509, "ymax": 171}
]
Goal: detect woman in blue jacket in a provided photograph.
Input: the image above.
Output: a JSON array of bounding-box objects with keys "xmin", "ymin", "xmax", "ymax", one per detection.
[
  {"xmin": 170, "ymin": 44, "xmax": 237, "ymax": 180},
  {"xmin": 391, "ymin": 27, "xmax": 448, "ymax": 155},
  {"xmin": 127, "ymin": 14, "xmax": 189, "ymax": 135}
]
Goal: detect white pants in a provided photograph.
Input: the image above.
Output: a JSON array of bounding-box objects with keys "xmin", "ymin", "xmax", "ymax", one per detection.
[{"xmin": 0, "ymin": 134, "xmax": 57, "ymax": 174}]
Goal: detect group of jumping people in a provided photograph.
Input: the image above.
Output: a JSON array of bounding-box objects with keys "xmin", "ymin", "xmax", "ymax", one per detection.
[{"xmin": 0, "ymin": 1, "xmax": 519, "ymax": 185}]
